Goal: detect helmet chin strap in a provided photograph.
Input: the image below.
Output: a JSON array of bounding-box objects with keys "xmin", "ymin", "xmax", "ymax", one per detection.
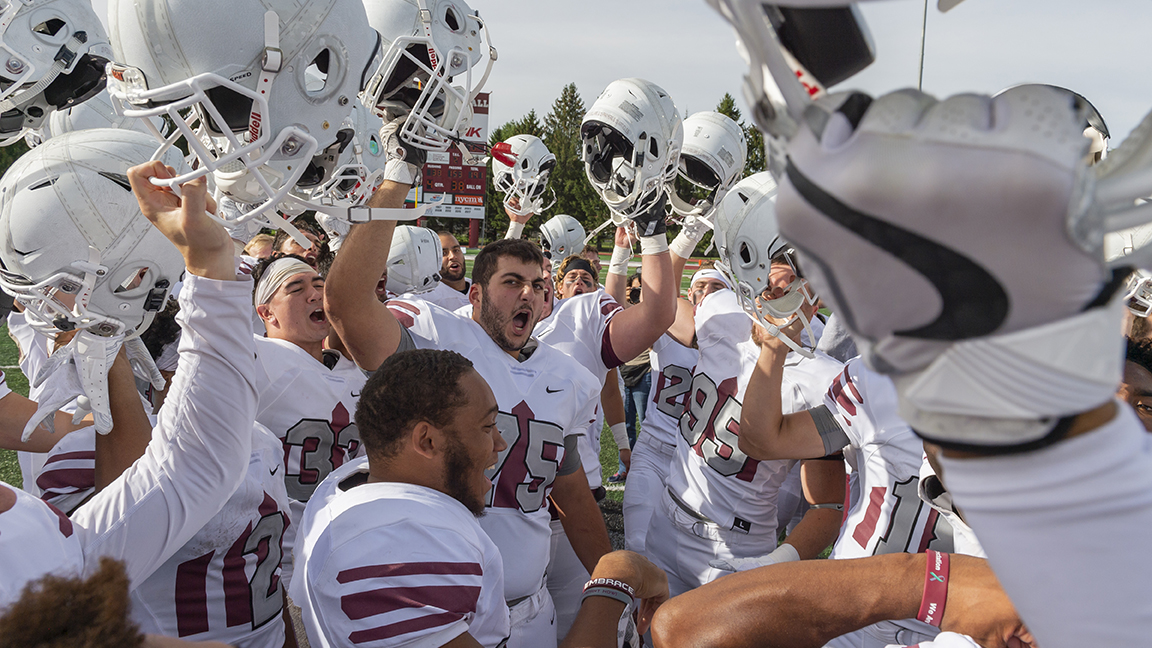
[{"xmin": 0, "ymin": 32, "xmax": 90, "ymax": 113}]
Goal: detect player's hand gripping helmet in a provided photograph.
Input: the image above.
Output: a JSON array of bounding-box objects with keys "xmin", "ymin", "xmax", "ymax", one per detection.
[
  {"xmin": 362, "ymin": 0, "xmax": 496, "ymax": 153},
  {"xmin": 0, "ymin": 128, "xmax": 185, "ymax": 339},
  {"xmin": 713, "ymin": 171, "xmax": 816, "ymax": 357},
  {"xmin": 581, "ymin": 78, "xmax": 683, "ymax": 226},
  {"xmin": 670, "ymin": 111, "xmax": 747, "ymax": 224},
  {"xmin": 387, "ymin": 225, "xmax": 442, "ymax": 295},
  {"xmin": 0, "ymin": 0, "xmax": 111, "ymax": 145},
  {"xmin": 105, "ymin": 0, "xmax": 383, "ymax": 235},
  {"xmin": 540, "ymin": 214, "xmax": 585, "ymax": 269},
  {"xmin": 492, "ymin": 134, "xmax": 556, "ymax": 217}
]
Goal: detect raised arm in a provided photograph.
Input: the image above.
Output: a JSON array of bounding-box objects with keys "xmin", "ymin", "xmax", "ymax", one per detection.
[
  {"xmin": 71, "ymin": 164, "xmax": 257, "ymax": 587},
  {"xmin": 93, "ymin": 352, "xmax": 154, "ymax": 492},
  {"xmin": 739, "ymin": 323, "xmax": 833, "ymax": 461},
  {"xmin": 323, "ymin": 181, "xmax": 409, "ymax": 371},
  {"xmin": 605, "ymin": 236, "xmax": 676, "ymax": 363}
]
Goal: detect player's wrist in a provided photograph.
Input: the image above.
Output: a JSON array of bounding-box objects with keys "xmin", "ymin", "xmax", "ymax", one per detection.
[
  {"xmin": 505, "ymin": 220, "xmax": 525, "ymax": 239},
  {"xmin": 609, "ymin": 245, "xmax": 631, "ymax": 276},
  {"xmin": 639, "ymin": 233, "xmax": 669, "ymax": 256},
  {"xmin": 609, "ymin": 422, "xmax": 629, "ymax": 449},
  {"xmin": 917, "ymin": 550, "xmax": 950, "ymax": 627},
  {"xmin": 669, "ymin": 228, "xmax": 702, "ymax": 260}
]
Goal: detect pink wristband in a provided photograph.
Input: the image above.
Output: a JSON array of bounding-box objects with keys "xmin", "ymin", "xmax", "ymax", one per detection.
[{"xmin": 917, "ymin": 550, "xmax": 949, "ymax": 627}]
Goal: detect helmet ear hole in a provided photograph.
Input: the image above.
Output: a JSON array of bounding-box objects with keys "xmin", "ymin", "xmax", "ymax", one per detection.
[
  {"xmin": 649, "ymin": 137, "xmax": 659, "ymax": 158},
  {"xmin": 305, "ymin": 49, "xmax": 332, "ymax": 95},
  {"xmin": 113, "ymin": 266, "xmax": 154, "ymax": 296},
  {"xmin": 33, "ymin": 19, "xmax": 66, "ymax": 37},
  {"xmin": 444, "ymin": 7, "xmax": 461, "ymax": 32},
  {"xmin": 739, "ymin": 242, "xmax": 753, "ymax": 266}
]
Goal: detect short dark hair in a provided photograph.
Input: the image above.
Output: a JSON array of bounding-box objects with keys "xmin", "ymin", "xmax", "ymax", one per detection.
[
  {"xmin": 356, "ymin": 350, "xmax": 476, "ymax": 459},
  {"xmin": 472, "ymin": 238, "xmax": 544, "ymax": 289},
  {"xmin": 1127, "ymin": 336, "xmax": 1152, "ymax": 374},
  {"xmin": 272, "ymin": 222, "xmax": 321, "ymax": 253},
  {"xmin": 581, "ymin": 244, "xmax": 598, "ymax": 256}
]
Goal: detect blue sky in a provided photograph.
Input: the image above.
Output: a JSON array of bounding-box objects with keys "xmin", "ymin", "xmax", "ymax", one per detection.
[{"xmin": 91, "ymin": 0, "xmax": 1152, "ymax": 143}]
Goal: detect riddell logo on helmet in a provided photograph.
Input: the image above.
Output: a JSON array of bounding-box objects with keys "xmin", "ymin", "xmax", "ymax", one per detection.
[
  {"xmin": 426, "ymin": 45, "xmax": 439, "ymax": 71},
  {"xmin": 248, "ymin": 112, "xmax": 262, "ymax": 143}
]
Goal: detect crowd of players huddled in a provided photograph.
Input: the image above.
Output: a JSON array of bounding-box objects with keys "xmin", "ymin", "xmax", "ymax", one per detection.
[{"xmin": 0, "ymin": 1, "xmax": 1149, "ymax": 648}]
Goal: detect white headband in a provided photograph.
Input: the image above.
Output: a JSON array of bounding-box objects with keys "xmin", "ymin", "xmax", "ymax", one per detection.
[
  {"xmin": 690, "ymin": 268, "xmax": 731, "ymax": 290},
  {"xmin": 254, "ymin": 258, "xmax": 315, "ymax": 306}
]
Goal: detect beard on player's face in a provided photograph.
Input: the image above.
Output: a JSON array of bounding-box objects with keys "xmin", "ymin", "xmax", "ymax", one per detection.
[
  {"xmin": 477, "ymin": 290, "xmax": 535, "ymax": 353},
  {"xmin": 443, "ymin": 435, "xmax": 486, "ymax": 516},
  {"xmin": 442, "ymin": 262, "xmax": 466, "ymax": 282}
]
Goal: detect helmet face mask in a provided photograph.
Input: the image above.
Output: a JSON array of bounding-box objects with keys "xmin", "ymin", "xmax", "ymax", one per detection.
[
  {"xmin": 0, "ymin": 129, "xmax": 187, "ymax": 340},
  {"xmin": 492, "ymin": 135, "xmax": 557, "ymax": 217},
  {"xmin": 107, "ymin": 0, "xmax": 382, "ymax": 231},
  {"xmin": 0, "ymin": 0, "xmax": 113, "ymax": 143},
  {"xmin": 362, "ymin": 0, "xmax": 496, "ymax": 152},
  {"xmin": 299, "ymin": 99, "xmax": 388, "ymax": 208},
  {"xmin": 580, "ymin": 78, "xmax": 683, "ymax": 225},
  {"xmin": 713, "ymin": 171, "xmax": 817, "ymax": 356}
]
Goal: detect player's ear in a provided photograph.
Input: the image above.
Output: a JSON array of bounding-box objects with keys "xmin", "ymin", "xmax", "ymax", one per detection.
[
  {"xmin": 255, "ymin": 303, "xmax": 275, "ymax": 326},
  {"xmin": 468, "ymin": 281, "xmax": 483, "ymax": 310},
  {"xmin": 410, "ymin": 420, "xmax": 439, "ymax": 459}
]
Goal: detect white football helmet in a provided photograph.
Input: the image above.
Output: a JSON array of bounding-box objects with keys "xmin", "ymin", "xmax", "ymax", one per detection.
[
  {"xmin": 492, "ymin": 134, "xmax": 556, "ymax": 217},
  {"xmin": 387, "ymin": 225, "xmax": 442, "ymax": 295},
  {"xmin": 106, "ymin": 0, "xmax": 383, "ymax": 231},
  {"xmin": 0, "ymin": 0, "xmax": 112, "ymax": 145},
  {"xmin": 299, "ymin": 98, "xmax": 388, "ymax": 208},
  {"xmin": 362, "ymin": 0, "xmax": 496, "ymax": 152},
  {"xmin": 713, "ymin": 171, "xmax": 816, "ymax": 356},
  {"xmin": 670, "ymin": 111, "xmax": 748, "ymax": 223},
  {"xmin": 0, "ymin": 128, "xmax": 186, "ymax": 339},
  {"xmin": 25, "ymin": 88, "xmax": 165, "ymax": 147},
  {"xmin": 1126, "ymin": 270, "xmax": 1152, "ymax": 318},
  {"xmin": 581, "ymin": 78, "xmax": 684, "ymax": 224},
  {"xmin": 540, "ymin": 214, "xmax": 585, "ymax": 269}
]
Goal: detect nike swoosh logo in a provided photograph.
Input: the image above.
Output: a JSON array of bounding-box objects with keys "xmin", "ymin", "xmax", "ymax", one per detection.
[
  {"xmin": 546, "ymin": 387, "xmax": 562, "ymax": 394},
  {"xmin": 351, "ymin": 391, "xmax": 361, "ymax": 397},
  {"xmin": 270, "ymin": 465, "xmax": 279, "ymax": 476},
  {"xmin": 785, "ymin": 160, "xmax": 1008, "ymax": 340}
]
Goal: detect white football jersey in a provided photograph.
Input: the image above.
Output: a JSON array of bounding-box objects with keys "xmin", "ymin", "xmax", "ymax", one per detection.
[
  {"xmin": 0, "ymin": 276, "xmax": 262, "ymax": 613},
  {"xmin": 253, "ymin": 337, "xmax": 366, "ymax": 507},
  {"xmin": 0, "ymin": 483, "xmax": 85, "ymax": 607},
  {"xmin": 386, "ymin": 298, "xmax": 600, "ymax": 600},
  {"xmin": 666, "ymin": 289, "xmax": 843, "ymax": 534},
  {"xmin": 293, "ymin": 457, "xmax": 510, "ymax": 648},
  {"xmin": 918, "ymin": 458, "xmax": 984, "ymax": 558},
  {"xmin": 7, "ymin": 310, "xmax": 59, "ymax": 496},
  {"xmin": 536, "ymin": 289, "xmax": 625, "ymax": 490},
  {"xmin": 826, "ymin": 359, "xmax": 955, "ymax": 560},
  {"xmin": 417, "ymin": 278, "xmax": 473, "ymax": 312},
  {"xmin": 130, "ymin": 424, "xmax": 292, "ymax": 648},
  {"xmin": 643, "ymin": 333, "xmax": 699, "ymax": 448}
]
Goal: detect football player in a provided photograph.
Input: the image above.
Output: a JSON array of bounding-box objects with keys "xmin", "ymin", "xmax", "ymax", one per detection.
[
  {"xmin": 706, "ymin": 1, "xmax": 1152, "ymax": 644},
  {"xmin": 0, "ymin": 145, "xmax": 260, "ymax": 630},
  {"xmin": 1119, "ymin": 336, "xmax": 1152, "ymax": 432},
  {"xmin": 645, "ymin": 173, "xmax": 845, "ymax": 597},
  {"xmin": 417, "ymin": 231, "xmax": 473, "ymax": 311},
  {"xmin": 0, "ymin": 131, "xmax": 295, "ymax": 647}
]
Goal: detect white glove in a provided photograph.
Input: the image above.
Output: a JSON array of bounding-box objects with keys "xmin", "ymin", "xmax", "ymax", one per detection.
[
  {"xmin": 774, "ymin": 86, "xmax": 1126, "ymax": 449},
  {"xmin": 669, "ymin": 213, "xmax": 712, "ymax": 260},
  {"xmin": 218, "ymin": 196, "xmax": 271, "ymax": 243},
  {"xmin": 380, "ymin": 115, "xmax": 427, "ymax": 186},
  {"xmin": 25, "ymin": 330, "xmax": 125, "ymax": 440},
  {"xmin": 315, "ymin": 212, "xmax": 352, "ymax": 252},
  {"xmin": 709, "ymin": 543, "xmax": 799, "ymax": 573}
]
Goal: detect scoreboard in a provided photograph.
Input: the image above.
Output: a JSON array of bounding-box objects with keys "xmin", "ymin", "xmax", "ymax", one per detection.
[{"xmin": 411, "ymin": 92, "xmax": 489, "ymax": 219}]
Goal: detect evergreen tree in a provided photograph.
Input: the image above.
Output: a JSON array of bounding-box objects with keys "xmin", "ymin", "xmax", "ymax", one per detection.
[
  {"xmin": 714, "ymin": 92, "xmax": 764, "ymax": 177},
  {"xmin": 543, "ymin": 83, "xmax": 605, "ymax": 248}
]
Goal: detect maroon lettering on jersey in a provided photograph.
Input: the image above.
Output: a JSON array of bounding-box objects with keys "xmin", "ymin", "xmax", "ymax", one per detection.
[
  {"xmin": 175, "ymin": 551, "xmax": 215, "ymax": 637},
  {"xmin": 337, "ymin": 561, "xmax": 483, "ymax": 644},
  {"xmin": 853, "ymin": 486, "xmax": 887, "ymax": 548}
]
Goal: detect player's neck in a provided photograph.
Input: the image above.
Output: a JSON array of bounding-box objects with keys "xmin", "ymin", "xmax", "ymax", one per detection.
[{"xmin": 444, "ymin": 276, "xmax": 468, "ymax": 293}]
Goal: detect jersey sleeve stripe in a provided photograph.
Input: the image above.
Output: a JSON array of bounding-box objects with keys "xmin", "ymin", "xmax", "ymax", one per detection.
[
  {"xmin": 341, "ymin": 584, "xmax": 481, "ymax": 620},
  {"xmin": 337, "ymin": 561, "xmax": 482, "ymax": 583},
  {"xmin": 41, "ymin": 450, "xmax": 96, "ymax": 466},
  {"xmin": 35, "ymin": 467, "xmax": 95, "ymax": 494},
  {"xmin": 347, "ymin": 610, "xmax": 466, "ymax": 644}
]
